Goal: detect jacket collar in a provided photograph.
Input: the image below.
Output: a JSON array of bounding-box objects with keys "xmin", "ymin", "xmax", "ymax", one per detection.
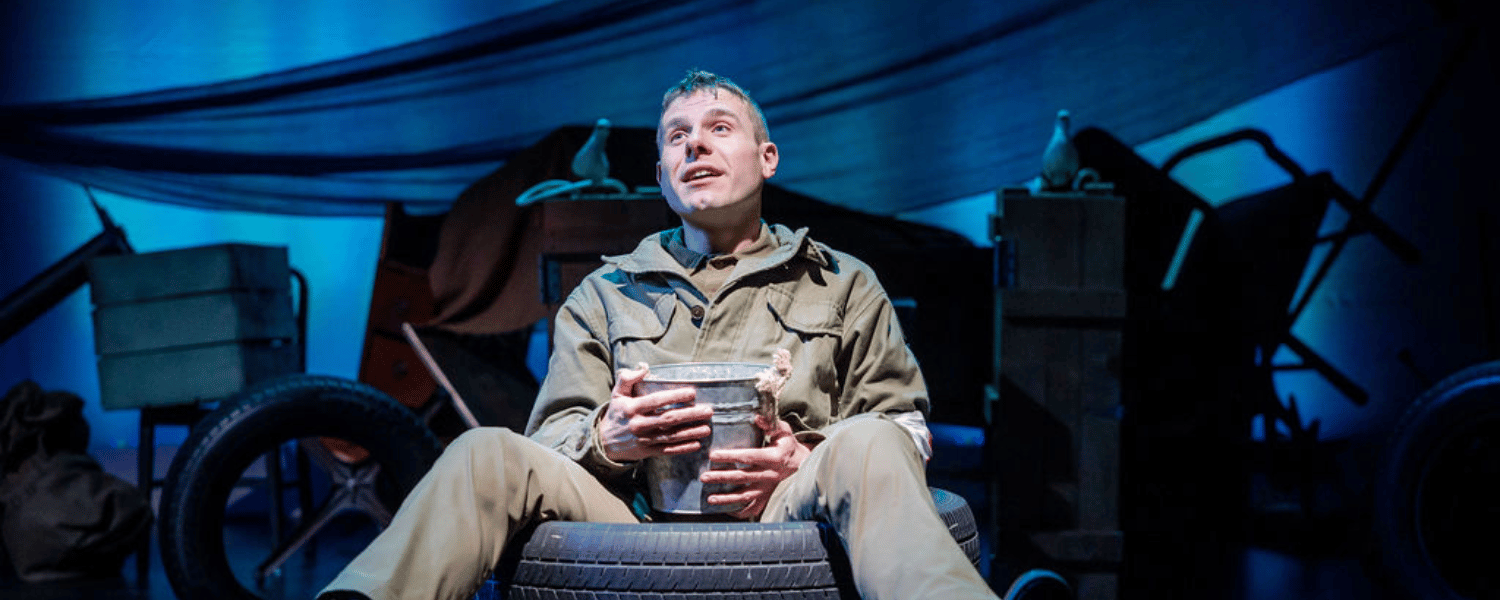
[{"xmin": 605, "ymin": 222, "xmax": 832, "ymax": 277}]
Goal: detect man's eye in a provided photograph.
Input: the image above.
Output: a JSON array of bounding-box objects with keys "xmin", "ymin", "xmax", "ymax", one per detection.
[
  {"xmin": 669, "ymin": 131, "xmax": 687, "ymax": 143},
  {"xmin": 714, "ymin": 124, "xmax": 730, "ymax": 133}
]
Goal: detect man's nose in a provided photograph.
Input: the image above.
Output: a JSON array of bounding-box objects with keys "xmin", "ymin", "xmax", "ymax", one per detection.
[{"xmin": 685, "ymin": 131, "xmax": 710, "ymax": 159}]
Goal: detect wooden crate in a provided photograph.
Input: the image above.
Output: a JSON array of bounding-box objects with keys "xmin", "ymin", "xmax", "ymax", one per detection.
[
  {"xmin": 992, "ymin": 186, "xmax": 1124, "ymax": 599},
  {"xmin": 534, "ymin": 198, "xmax": 674, "ymax": 306},
  {"xmin": 87, "ymin": 244, "xmax": 297, "ymax": 410}
]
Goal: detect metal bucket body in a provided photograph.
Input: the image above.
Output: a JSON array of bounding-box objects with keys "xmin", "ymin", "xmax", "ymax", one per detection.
[{"xmin": 634, "ymin": 362, "xmax": 772, "ymax": 514}]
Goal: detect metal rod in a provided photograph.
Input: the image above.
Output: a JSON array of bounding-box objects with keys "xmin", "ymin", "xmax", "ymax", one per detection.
[
  {"xmin": 0, "ymin": 229, "xmax": 129, "ymax": 344},
  {"xmin": 267, "ymin": 449, "xmax": 285, "ymax": 550},
  {"xmin": 1281, "ymin": 335, "xmax": 1368, "ymax": 406},
  {"xmin": 1359, "ymin": 26, "xmax": 1477, "ymax": 209},
  {"xmin": 0, "ymin": 189, "xmax": 131, "ymax": 344},
  {"xmin": 256, "ymin": 482, "xmax": 352, "ymax": 584}
]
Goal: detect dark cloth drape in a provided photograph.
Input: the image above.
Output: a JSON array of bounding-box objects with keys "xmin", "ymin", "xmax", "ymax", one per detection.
[
  {"xmin": 0, "ymin": 0, "xmax": 1440, "ymax": 216},
  {"xmin": 424, "ymin": 126, "xmax": 624, "ymax": 333}
]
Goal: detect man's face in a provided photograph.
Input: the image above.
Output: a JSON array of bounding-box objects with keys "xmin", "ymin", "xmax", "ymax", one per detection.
[{"xmin": 657, "ymin": 89, "xmax": 778, "ymax": 228}]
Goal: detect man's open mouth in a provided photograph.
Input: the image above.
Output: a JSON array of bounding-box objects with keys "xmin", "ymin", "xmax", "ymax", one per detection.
[{"xmin": 683, "ymin": 167, "xmax": 721, "ymax": 182}]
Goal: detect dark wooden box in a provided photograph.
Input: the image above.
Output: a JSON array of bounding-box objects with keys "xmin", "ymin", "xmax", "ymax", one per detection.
[
  {"xmin": 993, "ymin": 186, "xmax": 1125, "ymax": 599},
  {"xmin": 87, "ymin": 244, "xmax": 297, "ymax": 410},
  {"xmin": 534, "ymin": 198, "xmax": 675, "ymax": 306}
]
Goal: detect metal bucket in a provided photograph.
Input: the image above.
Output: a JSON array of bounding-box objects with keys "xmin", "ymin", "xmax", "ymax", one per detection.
[{"xmin": 635, "ymin": 362, "xmax": 772, "ymax": 515}]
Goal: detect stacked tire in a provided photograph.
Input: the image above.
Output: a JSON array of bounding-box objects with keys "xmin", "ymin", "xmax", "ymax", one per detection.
[
  {"xmin": 1375, "ymin": 360, "xmax": 1500, "ymax": 599},
  {"xmin": 484, "ymin": 488, "xmax": 981, "ymax": 600}
]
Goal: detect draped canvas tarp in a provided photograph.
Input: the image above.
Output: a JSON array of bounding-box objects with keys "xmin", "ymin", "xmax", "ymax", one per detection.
[{"xmin": 0, "ymin": 0, "xmax": 1442, "ymax": 216}]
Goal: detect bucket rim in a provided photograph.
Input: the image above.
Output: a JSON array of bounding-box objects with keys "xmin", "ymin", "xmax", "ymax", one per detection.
[{"xmin": 640, "ymin": 361, "xmax": 772, "ymax": 384}]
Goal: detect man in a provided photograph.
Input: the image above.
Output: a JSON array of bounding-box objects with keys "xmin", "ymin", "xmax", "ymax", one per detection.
[{"xmin": 320, "ymin": 70, "xmax": 998, "ymax": 600}]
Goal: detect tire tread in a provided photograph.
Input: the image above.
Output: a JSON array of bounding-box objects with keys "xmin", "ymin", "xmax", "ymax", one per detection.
[{"xmin": 507, "ymin": 488, "xmax": 979, "ymax": 598}]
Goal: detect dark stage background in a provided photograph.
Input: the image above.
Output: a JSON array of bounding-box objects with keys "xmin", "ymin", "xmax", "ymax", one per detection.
[{"xmin": 2, "ymin": 1, "xmax": 1497, "ymax": 599}]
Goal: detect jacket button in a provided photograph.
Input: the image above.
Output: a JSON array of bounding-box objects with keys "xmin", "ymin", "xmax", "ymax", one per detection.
[{"xmin": 690, "ymin": 305, "xmax": 705, "ymax": 320}]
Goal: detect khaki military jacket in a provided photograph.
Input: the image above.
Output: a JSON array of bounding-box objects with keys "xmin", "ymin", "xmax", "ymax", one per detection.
[{"xmin": 525, "ymin": 223, "xmax": 929, "ymax": 489}]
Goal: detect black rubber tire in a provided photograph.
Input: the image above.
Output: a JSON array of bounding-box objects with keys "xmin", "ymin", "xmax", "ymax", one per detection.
[
  {"xmin": 499, "ymin": 488, "xmax": 979, "ymax": 599},
  {"xmin": 1001, "ymin": 568, "xmax": 1072, "ymax": 600},
  {"xmin": 933, "ymin": 487, "xmax": 982, "ymax": 567},
  {"xmin": 1374, "ymin": 360, "xmax": 1500, "ymax": 600},
  {"xmin": 158, "ymin": 374, "xmax": 443, "ymax": 600}
]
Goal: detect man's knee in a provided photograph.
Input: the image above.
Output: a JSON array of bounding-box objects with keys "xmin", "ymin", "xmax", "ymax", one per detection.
[
  {"xmin": 447, "ymin": 426, "xmax": 511, "ymax": 450},
  {"xmin": 438, "ymin": 426, "xmax": 532, "ymax": 467},
  {"xmin": 779, "ymin": 416, "xmax": 929, "ymax": 522},
  {"xmin": 822, "ymin": 416, "xmax": 919, "ymax": 460},
  {"xmin": 811, "ymin": 417, "xmax": 927, "ymax": 493}
]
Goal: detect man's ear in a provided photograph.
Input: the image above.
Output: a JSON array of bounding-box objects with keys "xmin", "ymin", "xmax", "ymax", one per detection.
[
  {"xmin": 761, "ymin": 142, "xmax": 779, "ymax": 179},
  {"xmin": 656, "ymin": 161, "xmax": 664, "ymax": 185}
]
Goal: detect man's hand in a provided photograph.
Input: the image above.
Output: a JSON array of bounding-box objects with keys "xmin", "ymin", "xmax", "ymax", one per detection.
[
  {"xmin": 599, "ymin": 365, "xmax": 714, "ymax": 463},
  {"xmin": 700, "ymin": 415, "xmax": 812, "ymax": 520}
]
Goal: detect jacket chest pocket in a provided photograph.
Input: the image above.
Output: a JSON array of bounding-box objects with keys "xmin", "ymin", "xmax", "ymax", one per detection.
[
  {"xmin": 605, "ymin": 294, "xmax": 676, "ymax": 369},
  {"xmin": 764, "ymin": 290, "xmax": 844, "ymax": 408}
]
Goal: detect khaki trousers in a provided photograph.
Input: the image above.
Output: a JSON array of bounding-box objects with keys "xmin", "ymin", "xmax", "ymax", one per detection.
[{"xmin": 323, "ymin": 418, "xmax": 996, "ymax": 600}]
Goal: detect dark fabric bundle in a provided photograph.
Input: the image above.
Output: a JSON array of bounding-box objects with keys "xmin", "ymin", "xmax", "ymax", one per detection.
[
  {"xmin": 1, "ymin": 381, "xmax": 90, "ymax": 472},
  {"xmin": 0, "ymin": 380, "xmax": 152, "ymax": 583}
]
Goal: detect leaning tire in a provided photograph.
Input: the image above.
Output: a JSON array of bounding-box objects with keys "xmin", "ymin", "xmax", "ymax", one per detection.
[
  {"xmin": 1374, "ymin": 360, "xmax": 1500, "ymax": 600},
  {"xmin": 158, "ymin": 374, "xmax": 443, "ymax": 600},
  {"xmin": 933, "ymin": 487, "xmax": 981, "ymax": 567},
  {"xmin": 495, "ymin": 488, "xmax": 979, "ymax": 599}
]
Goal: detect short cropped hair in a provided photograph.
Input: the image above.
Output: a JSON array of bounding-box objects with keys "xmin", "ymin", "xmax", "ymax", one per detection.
[{"xmin": 659, "ymin": 69, "xmax": 770, "ymax": 144}]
